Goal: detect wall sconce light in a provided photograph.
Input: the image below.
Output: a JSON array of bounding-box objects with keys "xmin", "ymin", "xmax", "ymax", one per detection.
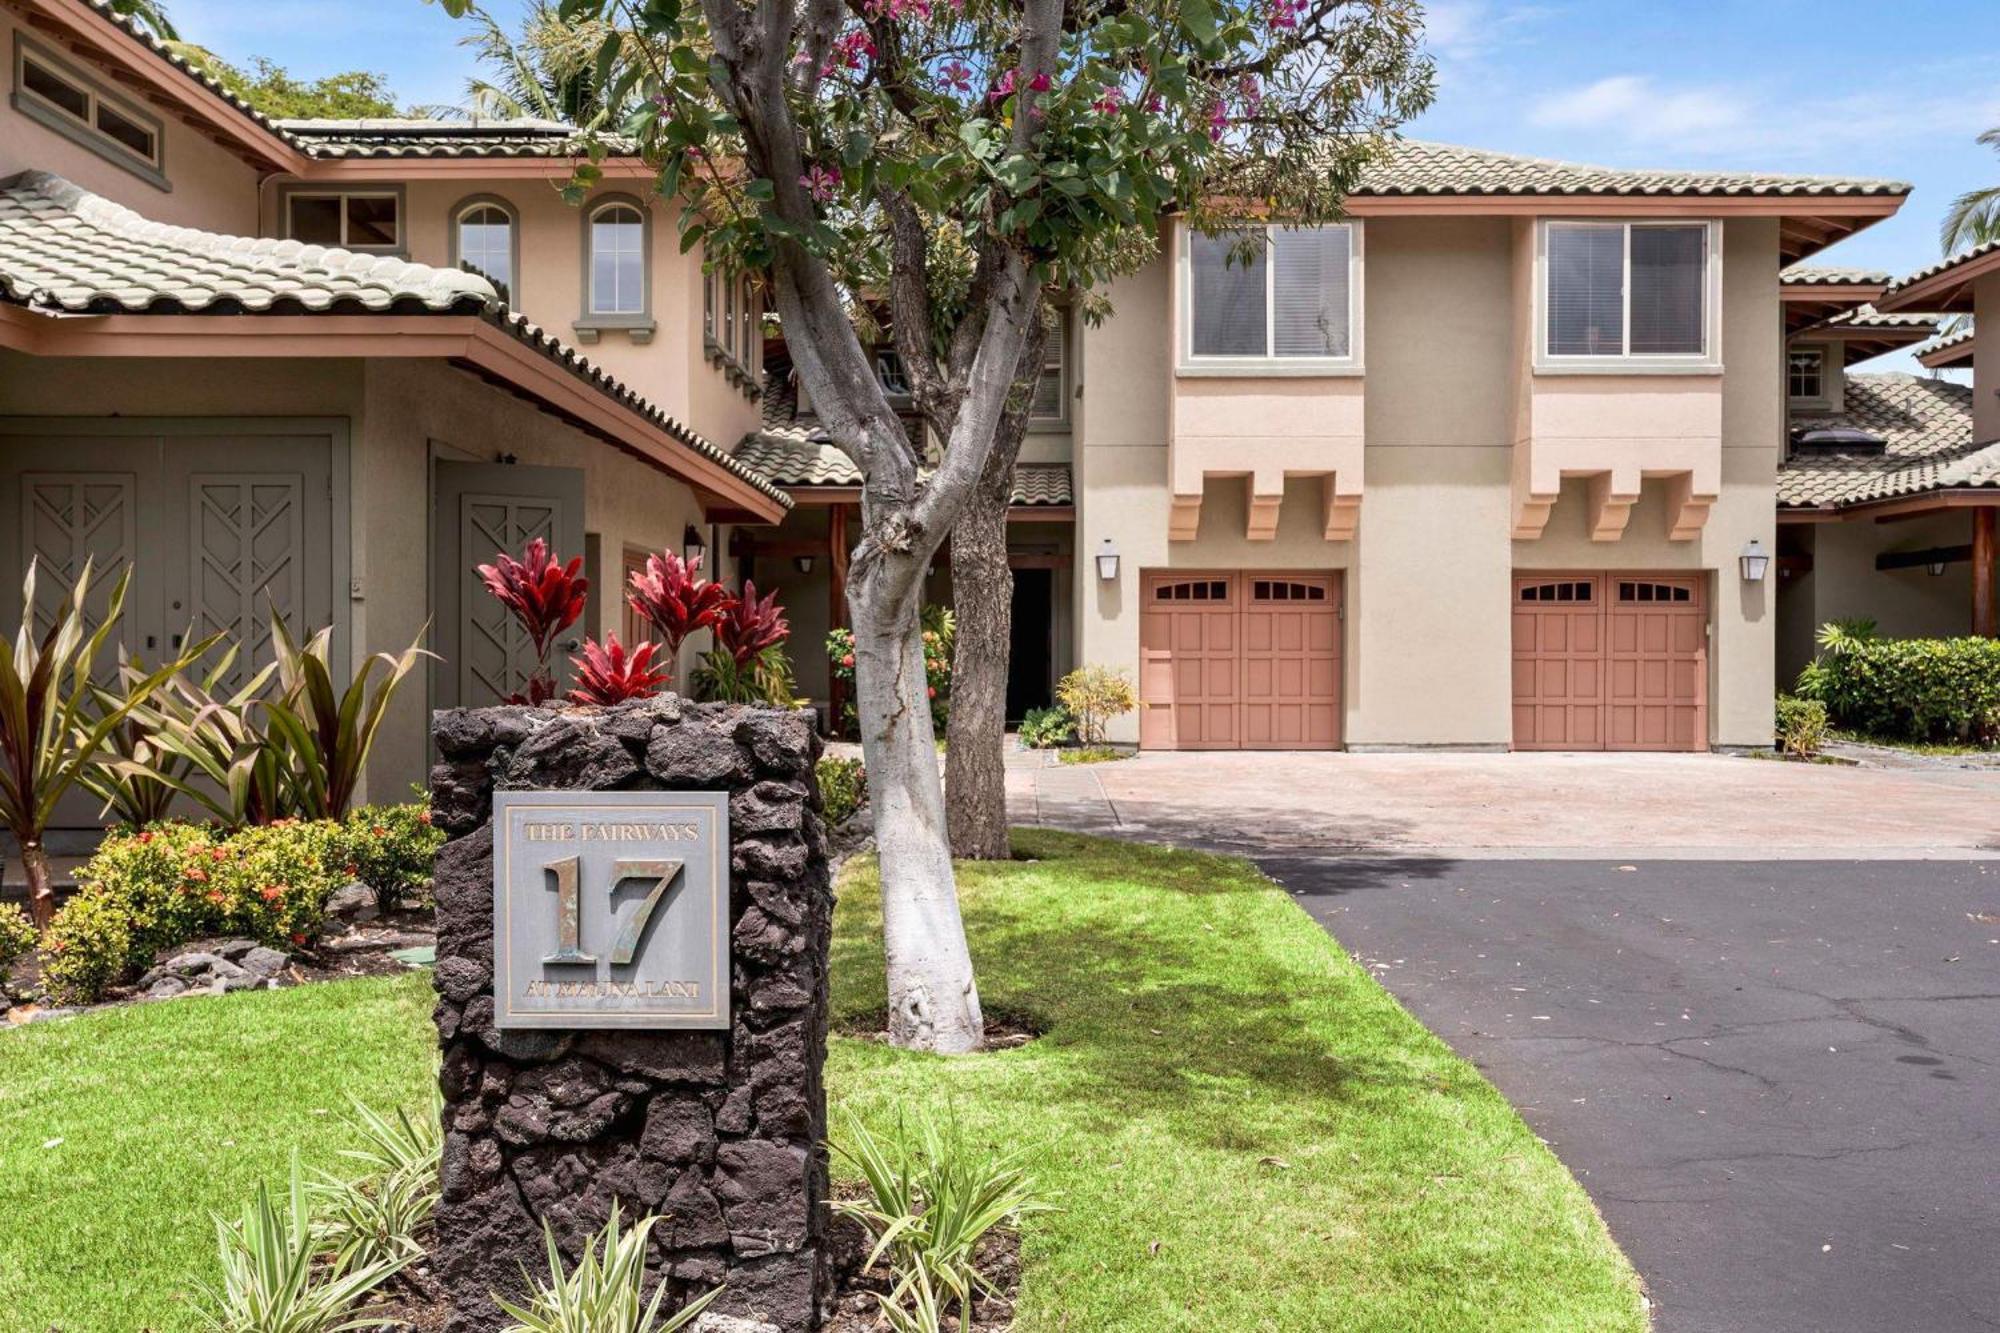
[
  {"xmin": 794, "ymin": 554, "xmax": 816, "ymax": 575},
  {"xmin": 1095, "ymin": 538, "xmax": 1121, "ymax": 582},
  {"xmin": 1738, "ymin": 539, "xmax": 1770, "ymax": 583},
  {"xmin": 682, "ymin": 524, "xmax": 706, "ymax": 569},
  {"xmin": 1927, "ymin": 559, "xmax": 1948, "ymax": 577}
]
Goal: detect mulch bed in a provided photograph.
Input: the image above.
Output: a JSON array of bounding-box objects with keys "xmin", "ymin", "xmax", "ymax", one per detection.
[{"xmin": 835, "ymin": 1004, "xmax": 1046, "ymax": 1052}]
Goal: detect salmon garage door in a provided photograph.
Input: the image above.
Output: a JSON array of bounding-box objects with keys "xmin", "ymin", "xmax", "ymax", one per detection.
[
  {"xmin": 1512, "ymin": 573, "xmax": 1707, "ymax": 751},
  {"xmin": 1140, "ymin": 572, "xmax": 1342, "ymax": 750}
]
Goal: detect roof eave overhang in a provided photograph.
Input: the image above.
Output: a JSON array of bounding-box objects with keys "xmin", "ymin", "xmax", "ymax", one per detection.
[
  {"xmin": 1346, "ymin": 192, "xmax": 1904, "ymax": 264},
  {"xmin": 0, "ymin": 304, "xmax": 788, "ymax": 523},
  {"xmin": 1878, "ymin": 248, "xmax": 2000, "ymax": 313},
  {"xmin": 289, "ymin": 157, "xmax": 662, "ymax": 183},
  {"xmin": 1918, "ymin": 342, "xmax": 1974, "ymax": 371},
  {"xmin": 20, "ymin": 0, "xmax": 307, "ymax": 174}
]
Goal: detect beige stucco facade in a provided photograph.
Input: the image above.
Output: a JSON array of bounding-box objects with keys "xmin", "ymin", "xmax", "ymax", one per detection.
[{"xmin": 1076, "ymin": 216, "xmax": 1782, "ymax": 750}]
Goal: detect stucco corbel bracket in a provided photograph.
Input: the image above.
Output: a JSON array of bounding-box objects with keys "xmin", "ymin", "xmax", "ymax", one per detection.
[
  {"xmin": 1662, "ymin": 472, "xmax": 1718, "ymax": 542},
  {"xmin": 1168, "ymin": 493, "xmax": 1203, "ymax": 542},
  {"xmin": 1586, "ymin": 471, "xmax": 1640, "ymax": 542},
  {"xmin": 1322, "ymin": 475, "xmax": 1362, "ymax": 543},
  {"xmin": 1246, "ymin": 469, "xmax": 1286, "ymax": 541}
]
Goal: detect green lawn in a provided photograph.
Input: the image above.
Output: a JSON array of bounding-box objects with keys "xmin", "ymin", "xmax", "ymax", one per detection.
[{"xmin": 0, "ymin": 830, "xmax": 1645, "ymax": 1332}]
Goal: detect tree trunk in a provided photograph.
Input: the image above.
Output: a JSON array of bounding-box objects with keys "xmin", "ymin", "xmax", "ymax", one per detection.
[
  {"xmin": 945, "ymin": 311, "xmax": 1047, "ymax": 861},
  {"xmin": 945, "ymin": 491, "xmax": 1014, "ymax": 860},
  {"xmin": 22, "ymin": 839, "xmax": 54, "ymax": 931},
  {"xmin": 850, "ymin": 559, "xmax": 986, "ymax": 1052}
]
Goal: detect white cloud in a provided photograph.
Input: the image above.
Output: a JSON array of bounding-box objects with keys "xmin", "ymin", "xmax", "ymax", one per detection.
[
  {"xmin": 1530, "ymin": 75, "xmax": 1748, "ymax": 140},
  {"xmin": 1422, "ymin": 1, "xmax": 1551, "ymax": 63}
]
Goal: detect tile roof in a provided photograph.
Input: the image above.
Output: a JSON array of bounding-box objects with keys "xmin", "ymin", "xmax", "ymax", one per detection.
[
  {"xmin": 1818, "ymin": 308, "xmax": 1942, "ymax": 332},
  {"xmin": 276, "ymin": 118, "xmax": 626, "ymax": 160},
  {"xmin": 1779, "ymin": 373, "xmax": 1997, "ymax": 508},
  {"xmin": 0, "ymin": 170, "xmax": 494, "ymax": 313},
  {"xmin": 1915, "ymin": 324, "xmax": 1974, "ymax": 367},
  {"xmin": 0, "ymin": 170, "xmax": 787, "ymax": 507},
  {"xmin": 742, "ymin": 367, "xmax": 1072, "ymax": 505},
  {"xmin": 1781, "ymin": 265, "xmax": 1892, "ymax": 287},
  {"xmin": 1883, "ymin": 238, "xmax": 2000, "ymax": 301},
  {"xmin": 1353, "ymin": 139, "xmax": 1909, "ymax": 199}
]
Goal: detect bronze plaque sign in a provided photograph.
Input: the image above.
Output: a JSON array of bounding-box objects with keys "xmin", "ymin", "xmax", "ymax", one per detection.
[{"xmin": 492, "ymin": 791, "xmax": 730, "ymax": 1029}]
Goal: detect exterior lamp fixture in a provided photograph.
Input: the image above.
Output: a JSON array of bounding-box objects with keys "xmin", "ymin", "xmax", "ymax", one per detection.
[
  {"xmin": 682, "ymin": 524, "xmax": 706, "ymax": 569},
  {"xmin": 1738, "ymin": 539, "xmax": 1771, "ymax": 583},
  {"xmin": 794, "ymin": 554, "xmax": 816, "ymax": 575},
  {"xmin": 1096, "ymin": 538, "xmax": 1121, "ymax": 582},
  {"xmin": 1927, "ymin": 559, "xmax": 1948, "ymax": 577}
]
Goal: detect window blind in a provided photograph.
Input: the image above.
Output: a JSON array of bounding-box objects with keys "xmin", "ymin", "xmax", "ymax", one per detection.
[
  {"xmin": 1190, "ymin": 230, "xmax": 1267, "ymax": 356},
  {"xmin": 1629, "ymin": 225, "xmax": 1705, "ymax": 354},
  {"xmin": 1547, "ymin": 224, "xmax": 1624, "ymax": 356},
  {"xmin": 1032, "ymin": 315, "xmax": 1066, "ymax": 418},
  {"xmin": 1272, "ymin": 226, "xmax": 1351, "ymax": 357}
]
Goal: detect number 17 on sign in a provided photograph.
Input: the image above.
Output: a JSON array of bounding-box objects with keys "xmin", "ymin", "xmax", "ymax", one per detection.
[{"xmin": 541, "ymin": 856, "xmax": 684, "ymax": 967}]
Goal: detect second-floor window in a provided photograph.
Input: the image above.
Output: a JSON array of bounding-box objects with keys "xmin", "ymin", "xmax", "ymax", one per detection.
[
  {"xmin": 1544, "ymin": 220, "xmax": 1712, "ymax": 362},
  {"xmin": 455, "ymin": 200, "xmax": 514, "ymax": 303},
  {"xmin": 1031, "ymin": 310, "xmax": 1069, "ymax": 422},
  {"xmin": 1788, "ymin": 347, "xmax": 1826, "ymax": 402},
  {"xmin": 14, "ymin": 38, "xmax": 166, "ymax": 184},
  {"xmin": 1185, "ymin": 223, "xmax": 1357, "ymax": 367},
  {"xmin": 287, "ymin": 191, "xmax": 400, "ymax": 251},
  {"xmin": 588, "ymin": 202, "xmax": 646, "ymax": 316}
]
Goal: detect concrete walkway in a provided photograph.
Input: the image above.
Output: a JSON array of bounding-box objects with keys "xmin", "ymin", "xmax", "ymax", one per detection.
[{"xmin": 1009, "ymin": 749, "xmax": 2000, "ymax": 859}]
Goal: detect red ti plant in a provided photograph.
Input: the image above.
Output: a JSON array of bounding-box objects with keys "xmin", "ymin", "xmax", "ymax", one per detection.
[
  {"xmin": 567, "ymin": 635, "xmax": 669, "ymax": 706},
  {"xmin": 716, "ymin": 580, "xmax": 790, "ymax": 666},
  {"xmin": 625, "ymin": 552, "xmax": 732, "ymax": 673},
  {"xmin": 477, "ymin": 538, "xmax": 587, "ymax": 704}
]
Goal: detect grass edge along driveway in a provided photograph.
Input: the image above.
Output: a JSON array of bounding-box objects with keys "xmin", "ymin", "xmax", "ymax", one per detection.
[{"xmin": 0, "ymin": 829, "xmax": 1646, "ymax": 1332}]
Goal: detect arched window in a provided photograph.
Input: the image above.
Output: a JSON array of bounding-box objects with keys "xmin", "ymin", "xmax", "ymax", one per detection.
[
  {"xmin": 452, "ymin": 198, "xmax": 515, "ymax": 303},
  {"xmin": 588, "ymin": 201, "xmax": 646, "ymax": 316}
]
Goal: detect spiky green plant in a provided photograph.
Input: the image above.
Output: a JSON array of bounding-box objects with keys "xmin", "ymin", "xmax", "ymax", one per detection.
[
  {"xmin": 0, "ymin": 559, "xmax": 192, "ymax": 927},
  {"xmin": 830, "ymin": 1110, "xmax": 1052, "ymax": 1323},
  {"xmin": 309, "ymin": 1086, "xmax": 444, "ymax": 1271},
  {"xmin": 260, "ymin": 613, "xmax": 430, "ymax": 822},
  {"xmin": 78, "ymin": 646, "xmax": 249, "ymax": 828},
  {"xmin": 495, "ymin": 1206, "xmax": 721, "ymax": 1333},
  {"xmin": 198, "ymin": 1156, "xmax": 409, "ymax": 1333},
  {"xmin": 126, "ymin": 650, "xmax": 286, "ymax": 828}
]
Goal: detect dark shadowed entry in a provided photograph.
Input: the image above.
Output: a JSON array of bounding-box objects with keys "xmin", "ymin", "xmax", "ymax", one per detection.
[{"xmin": 1006, "ymin": 567, "xmax": 1054, "ymax": 722}]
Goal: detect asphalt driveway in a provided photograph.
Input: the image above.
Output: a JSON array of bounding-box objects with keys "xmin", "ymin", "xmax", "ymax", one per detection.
[
  {"xmin": 1267, "ymin": 858, "xmax": 2000, "ymax": 1332},
  {"xmin": 1010, "ymin": 753, "xmax": 2000, "ymax": 1330}
]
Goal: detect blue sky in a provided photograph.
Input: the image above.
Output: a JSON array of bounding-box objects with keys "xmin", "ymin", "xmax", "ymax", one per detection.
[{"xmin": 179, "ymin": 0, "xmax": 1997, "ymax": 365}]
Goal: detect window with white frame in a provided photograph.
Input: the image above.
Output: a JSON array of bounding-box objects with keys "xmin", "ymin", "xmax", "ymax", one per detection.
[
  {"xmin": 14, "ymin": 38, "xmax": 165, "ymax": 182},
  {"xmin": 1787, "ymin": 347, "xmax": 1826, "ymax": 402},
  {"xmin": 587, "ymin": 202, "xmax": 646, "ymax": 315},
  {"xmin": 287, "ymin": 191, "xmax": 400, "ymax": 250},
  {"xmin": 703, "ymin": 268, "xmax": 717, "ymax": 341},
  {"xmin": 1544, "ymin": 220, "xmax": 1711, "ymax": 361},
  {"xmin": 738, "ymin": 275, "xmax": 756, "ymax": 367},
  {"xmin": 1031, "ymin": 309, "xmax": 1069, "ymax": 421},
  {"xmin": 454, "ymin": 200, "xmax": 514, "ymax": 301},
  {"xmin": 1186, "ymin": 223, "xmax": 1356, "ymax": 365}
]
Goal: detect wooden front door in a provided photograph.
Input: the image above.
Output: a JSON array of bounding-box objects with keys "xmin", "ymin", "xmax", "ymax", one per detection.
[
  {"xmin": 1511, "ymin": 572, "xmax": 1706, "ymax": 752},
  {"xmin": 1139, "ymin": 571, "xmax": 1342, "ymax": 751}
]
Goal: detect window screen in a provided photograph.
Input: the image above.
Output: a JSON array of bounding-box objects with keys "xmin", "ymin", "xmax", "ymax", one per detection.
[
  {"xmin": 1787, "ymin": 348, "xmax": 1824, "ymax": 400},
  {"xmin": 457, "ymin": 204, "xmax": 512, "ymax": 298},
  {"xmin": 1272, "ymin": 226, "xmax": 1351, "ymax": 357},
  {"xmin": 345, "ymin": 196, "xmax": 398, "ymax": 248},
  {"xmin": 1629, "ymin": 225, "xmax": 1705, "ymax": 354},
  {"xmin": 1032, "ymin": 313, "xmax": 1066, "ymax": 419},
  {"xmin": 21, "ymin": 56, "xmax": 89, "ymax": 120},
  {"xmin": 590, "ymin": 205, "xmax": 645, "ymax": 314},
  {"xmin": 289, "ymin": 196, "xmax": 343, "ymax": 246},
  {"xmin": 1190, "ymin": 230, "xmax": 1267, "ymax": 357},
  {"xmin": 1547, "ymin": 224, "xmax": 1624, "ymax": 356}
]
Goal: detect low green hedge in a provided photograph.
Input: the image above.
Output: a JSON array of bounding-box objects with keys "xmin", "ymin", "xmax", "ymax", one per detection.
[
  {"xmin": 1798, "ymin": 635, "xmax": 2000, "ymax": 745},
  {"xmin": 41, "ymin": 803, "xmax": 442, "ymax": 1004}
]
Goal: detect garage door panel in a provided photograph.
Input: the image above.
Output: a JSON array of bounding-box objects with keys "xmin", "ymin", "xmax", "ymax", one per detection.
[
  {"xmin": 1515, "ymin": 574, "xmax": 1704, "ymax": 752},
  {"xmin": 1142, "ymin": 571, "xmax": 1340, "ymax": 751}
]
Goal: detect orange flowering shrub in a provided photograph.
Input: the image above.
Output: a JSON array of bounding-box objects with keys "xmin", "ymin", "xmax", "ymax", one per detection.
[{"xmin": 43, "ymin": 819, "xmax": 345, "ymax": 1003}]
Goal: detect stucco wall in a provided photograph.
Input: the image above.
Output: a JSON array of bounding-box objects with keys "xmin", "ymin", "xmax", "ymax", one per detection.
[
  {"xmin": 357, "ymin": 358, "xmax": 708, "ymax": 794},
  {"xmin": 1076, "ymin": 214, "xmax": 1783, "ymax": 749},
  {"xmin": 1977, "ymin": 272, "xmax": 1999, "ymax": 445},
  {"xmin": 258, "ymin": 177, "xmax": 765, "ymax": 457},
  {"xmin": 1, "ymin": 9, "xmax": 260, "ymax": 232},
  {"xmin": 1775, "ymin": 512, "xmax": 1977, "ymax": 683}
]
